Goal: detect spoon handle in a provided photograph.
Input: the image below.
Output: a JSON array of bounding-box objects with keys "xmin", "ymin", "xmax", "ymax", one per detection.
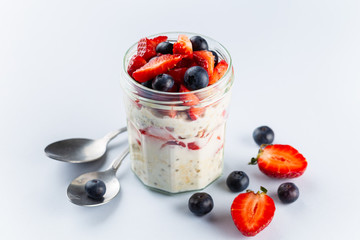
[
  {"xmin": 102, "ymin": 127, "xmax": 127, "ymax": 143},
  {"xmin": 111, "ymin": 147, "xmax": 130, "ymax": 172}
]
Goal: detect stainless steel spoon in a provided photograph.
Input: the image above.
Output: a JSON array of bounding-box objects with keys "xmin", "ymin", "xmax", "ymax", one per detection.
[
  {"xmin": 44, "ymin": 127, "xmax": 127, "ymax": 163},
  {"xmin": 67, "ymin": 147, "xmax": 129, "ymax": 207}
]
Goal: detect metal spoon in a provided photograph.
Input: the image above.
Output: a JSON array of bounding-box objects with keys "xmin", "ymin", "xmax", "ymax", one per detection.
[
  {"xmin": 67, "ymin": 147, "xmax": 129, "ymax": 207},
  {"xmin": 44, "ymin": 127, "xmax": 127, "ymax": 163}
]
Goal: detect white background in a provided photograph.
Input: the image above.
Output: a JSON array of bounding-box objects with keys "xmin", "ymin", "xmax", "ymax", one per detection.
[{"xmin": 1, "ymin": 0, "xmax": 360, "ymax": 239}]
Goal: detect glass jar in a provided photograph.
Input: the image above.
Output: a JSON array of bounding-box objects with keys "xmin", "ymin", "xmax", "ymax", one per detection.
[{"xmin": 120, "ymin": 32, "xmax": 234, "ymax": 193}]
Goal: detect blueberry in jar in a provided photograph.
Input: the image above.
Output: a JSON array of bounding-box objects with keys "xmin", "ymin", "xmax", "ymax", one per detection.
[
  {"xmin": 85, "ymin": 179, "xmax": 106, "ymax": 200},
  {"xmin": 141, "ymin": 79, "xmax": 153, "ymax": 89},
  {"xmin": 278, "ymin": 182, "xmax": 299, "ymax": 203},
  {"xmin": 152, "ymin": 74, "xmax": 175, "ymax": 92},
  {"xmin": 226, "ymin": 171, "xmax": 249, "ymax": 192},
  {"xmin": 184, "ymin": 66, "xmax": 209, "ymax": 90},
  {"xmin": 190, "ymin": 36, "xmax": 209, "ymax": 51},
  {"xmin": 252, "ymin": 126, "xmax": 274, "ymax": 146},
  {"xmin": 188, "ymin": 192, "xmax": 214, "ymax": 216},
  {"xmin": 156, "ymin": 41, "xmax": 173, "ymax": 54},
  {"xmin": 210, "ymin": 50, "xmax": 219, "ymax": 67}
]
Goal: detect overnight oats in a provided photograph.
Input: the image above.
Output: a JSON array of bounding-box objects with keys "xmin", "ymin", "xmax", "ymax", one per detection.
[{"xmin": 120, "ymin": 32, "xmax": 234, "ymax": 193}]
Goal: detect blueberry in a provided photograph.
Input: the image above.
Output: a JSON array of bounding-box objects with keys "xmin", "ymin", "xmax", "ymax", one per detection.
[
  {"xmin": 252, "ymin": 126, "xmax": 274, "ymax": 146},
  {"xmin": 190, "ymin": 36, "xmax": 209, "ymax": 51},
  {"xmin": 226, "ymin": 171, "xmax": 249, "ymax": 192},
  {"xmin": 141, "ymin": 79, "xmax": 153, "ymax": 89},
  {"xmin": 156, "ymin": 41, "xmax": 173, "ymax": 54},
  {"xmin": 85, "ymin": 179, "xmax": 106, "ymax": 200},
  {"xmin": 210, "ymin": 50, "xmax": 219, "ymax": 67},
  {"xmin": 152, "ymin": 74, "xmax": 174, "ymax": 92},
  {"xmin": 188, "ymin": 192, "xmax": 214, "ymax": 216},
  {"xmin": 278, "ymin": 182, "xmax": 299, "ymax": 204},
  {"xmin": 184, "ymin": 66, "xmax": 209, "ymax": 90}
]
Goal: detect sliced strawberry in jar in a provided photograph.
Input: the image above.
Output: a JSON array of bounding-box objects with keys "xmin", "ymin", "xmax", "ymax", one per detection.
[
  {"xmin": 179, "ymin": 85, "xmax": 200, "ymax": 106},
  {"xmin": 173, "ymin": 34, "xmax": 193, "ymax": 56},
  {"xmin": 176, "ymin": 57, "xmax": 196, "ymax": 68},
  {"xmin": 193, "ymin": 50, "xmax": 215, "ymax": 77},
  {"xmin": 188, "ymin": 142, "xmax": 201, "ymax": 150},
  {"xmin": 209, "ymin": 59, "xmax": 228, "ymax": 85},
  {"xmin": 137, "ymin": 36, "xmax": 168, "ymax": 61},
  {"xmin": 127, "ymin": 55, "xmax": 147, "ymax": 76},
  {"xmin": 139, "ymin": 126, "xmax": 175, "ymax": 141},
  {"xmin": 167, "ymin": 68, "xmax": 188, "ymax": 84},
  {"xmin": 188, "ymin": 107, "xmax": 204, "ymax": 120},
  {"xmin": 132, "ymin": 54, "xmax": 184, "ymax": 82}
]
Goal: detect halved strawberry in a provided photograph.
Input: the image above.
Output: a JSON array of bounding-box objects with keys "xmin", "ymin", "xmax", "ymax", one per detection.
[
  {"xmin": 231, "ymin": 187, "xmax": 275, "ymax": 237},
  {"xmin": 193, "ymin": 50, "xmax": 215, "ymax": 77},
  {"xmin": 167, "ymin": 67, "xmax": 188, "ymax": 84},
  {"xmin": 137, "ymin": 36, "xmax": 168, "ymax": 61},
  {"xmin": 179, "ymin": 85, "xmax": 204, "ymax": 120},
  {"xmin": 173, "ymin": 34, "xmax": 193, "ymax": 56},
  {"xmin": 249, "ymin": 144, "xmax": 308, "ymax": 178},
  {"xmin": 127, "ymin": 55, "xmax": 147, "ymax": 76},
  {"xmin": 209, "ymin": 60, "xmax": 228, "ymax": 85},
  {"xmin": 132, "ymin": 54, "xmax": 184, "ymax": 82}
]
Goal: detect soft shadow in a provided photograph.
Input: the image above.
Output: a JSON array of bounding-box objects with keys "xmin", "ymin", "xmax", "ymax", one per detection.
[{"xmin": 206, "ymin": 210, "xmax": 245, "ymax": 239}]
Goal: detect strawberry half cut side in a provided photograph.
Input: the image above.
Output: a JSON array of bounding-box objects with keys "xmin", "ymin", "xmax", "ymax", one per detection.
[
  {"xmin": 173, "ymin": 34, "xmax": 193, "ymax": 56},
  {"xmin": 127, "ymin": 55, "xmax": 147, "ymax": 76},
  {"xmin": 231, "ymin": 187, "xmax": 275, "ymax": 237},
  {"xmin": 137, "ymin": 36, "xmax": 168, "ymax": 61},
  {"xmin": 132, "ymin": 54, "xmax": 184, "ymax": 82},
  {"xmin": 249, "ymin": 144, "xmax": 308, "ymax": 178}
]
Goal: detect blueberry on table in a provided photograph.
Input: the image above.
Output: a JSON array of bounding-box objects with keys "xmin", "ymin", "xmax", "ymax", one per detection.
[
  {"xmin": 85, "ymin": 179, "xmax": 106, "ymax": 200},
  {"xmin": 184, "ymin": 66, "xmax": 209, "ymax": 90},
  {"xmin": 152, "ymin": 74, "xmax": 175, "ymax": 92},
  {"xmin": 156, "ymin": 41, "xmax": 173, "ymax": 54},
  {"xmin": 210, "ymin": 50, "xmax": 219, "ymax": 67},
  {"xmin": 278, "ymin": 182, "xmax": 299, "ymax": 203},
  {"xmin": 226, "ymin": 171, "xmax": 250, "ymax": 192},
  {"xmin": 188, "ymin": 192, "xmax": 214, "ymax": 216},
  {"xmin": 190, "ymin": 36, "xmax": 209, "ymax": 51},
  {"xmin": 252, "ymin": 126, "xmax": 274, "ymax": 146}
]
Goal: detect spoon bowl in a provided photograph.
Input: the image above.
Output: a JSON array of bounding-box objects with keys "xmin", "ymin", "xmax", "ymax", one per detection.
[
  {"xmin": 67, "ymin": 147, "xmax": 129, "ymax": 207},
  {"xmin": 45, "ymin": 127, "xmax": 127, "ymax": 163}
]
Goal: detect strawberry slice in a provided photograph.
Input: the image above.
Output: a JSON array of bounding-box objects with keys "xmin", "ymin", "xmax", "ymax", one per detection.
[
  {"xmin": 173, "ymin": 34, "xmax": 193, "ymax": 56},
  {"xmin": 137, "ymin": 36, "xmax": 168, "ymax": 61},
  {"xmin": 179, "ymin": 85, "xmax": 204, "ymax": 120},
  {"xmin": 187, "ymin": 142, "xmax": 201, "ymax": 150},
  {"xmin": 176, "ymin": 57, "xmax": 196, "ymax": 68},
  {"xmin": 132, "ymin": 54, "xmax": 184, "ymax": 82},
  {"xmin": 127, "ymin": 55, "xmax": 147, "ymax": 76},
  {"xmin": 193, "ymin": 50, "xmax": 215, "ymax": 77},
  {"xmin": 249, "ymin": 144, "xmax": 308, "ymax": 178},
  {"xmin": 231, "ymin": 187, "xmax": 275, "ymax": 237},
  {"xmin": 167, "ymin": 67, "xmax": 188, "ymax": 84},
  {"xmin": 209, "ymin": 60, "xmax": 228, "ymax": 85}
]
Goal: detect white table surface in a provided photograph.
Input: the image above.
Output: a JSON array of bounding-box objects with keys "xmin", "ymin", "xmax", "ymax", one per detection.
[{"xmin": 1, "ymin": 0, "xmax": 360, "ymax": 239}]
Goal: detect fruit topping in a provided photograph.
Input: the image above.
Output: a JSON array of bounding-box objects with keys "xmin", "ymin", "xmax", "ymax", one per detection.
[
  {"xmin": 173, "ymin": 34, "xmax": 193, "ymax": 56},
  {"xmin": 188, "ymin": 192, "xmax": 214, "ymax": 216},
  {"xmin": 156, "ymin": 41, "xmax": 174, "ymax": 54},
  {"xmin": 253, "ymin": 126, "xmax": 274, "ymax": 146},
  {"xmin": 190, "ymin": 36, "xmax": 209, "ymax": 51},
  {"xmin": 184, "ymin": 66, "xmax": 209, "ymax": 90},
  {"xmin": 167, "ymin": 67, "xmax": 188, "ymax": 84},
  {"xmin": 226, "ymin": 171, "xmax": 250, "ymax": 192},
  {"xmin": 231, "ymin": 187, "xmax": 276, "ymax": 236},
  {"xmin": 141, "ymin": 79, "xmax": 153, "ymax": 89},
  {"xmin": 152, "ymin": 73, "xmax": 175, "ymax": 92},
  {"xmin": 209, "ymin": 59, "xmax": 228, "ymax": 85},
  {"xmin": 137, "ymin": 36, "xmax": 168, "ymax": 61},
  {"xmin": 210, "ymin": 50, "xmax": 219, "ymax": 67},
  {"xmin": 249, "ymin": 144, "xmax": 308, "ymax": 178},
  {"xmin": 127, "ymin": 55, "xmax": 147, "ymax": 76},
  {"xmin": 277, "ymin": 182, "xmax": 300, "ymax": 203},
  {"xmin": 132, "ymin": 54, "xmax": 184, "ymax": 82},
  {"xmin": 193, "ymin": 50, "xmax": 215, "ymax": 77},
  {"xmin": 85, "ymin": 179, "xmax": 106, "ymax": 200}
]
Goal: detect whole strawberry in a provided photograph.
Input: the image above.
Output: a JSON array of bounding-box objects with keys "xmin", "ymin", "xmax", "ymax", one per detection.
[
  {"xmin": 249, "ymin": 144, "xmax": 307, "ymax": 178},
  {"xmin": 231, "ymin": 187, "xmax": 275, "ymax": 236}
]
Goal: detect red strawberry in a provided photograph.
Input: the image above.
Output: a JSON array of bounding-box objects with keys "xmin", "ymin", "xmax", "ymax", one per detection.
[
  {"xmin": 193, "ymin": 50, "xmax": 215, "ymax": 77},
  {"xmin": 179, "ymin": 85, "xmax": 204, "ymax": 120},
  {"xmin": 231, "ymin": 187, "xmax": 275, "ymax": 237},
  {"xmin": 176, "ymin": 57, "xmax": 196, "ymax": 68},
  {"xmin": 127, "ymin": 55, "xmax": 147, "ymax": 76},
  {"xmin": 188, "ymin": 107, "xmax": 204, "ymax": 120},
  {"xmin": 249, "ymin": 144, "xmax": 308, "ymax": 178},
  {"xmin": 137, "ymin": 36, "xmax": 168, "ymax": 61},
  {"xmin": 209, "ymin": 60, "xmax": 228, "ymax": 85},
  {"xmin": 173, "ymin": 34, "xmax": 193, "ymax": 56},
  {"xmin": 132, "ymin": 54, "xmax": 184, "ymax": 82},
  {"xmin": 167, "ymin": 67, "xmax": 188, "ymax": 84},
  {"xmin": 187, "ymin": 142, "xmax": 200, "ymax": 150}
]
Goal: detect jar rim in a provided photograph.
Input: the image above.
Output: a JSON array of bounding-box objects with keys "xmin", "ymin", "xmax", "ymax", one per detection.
[{"xmin": 121, "ymin": 32, "xmax": 234, "ymax": 104}]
